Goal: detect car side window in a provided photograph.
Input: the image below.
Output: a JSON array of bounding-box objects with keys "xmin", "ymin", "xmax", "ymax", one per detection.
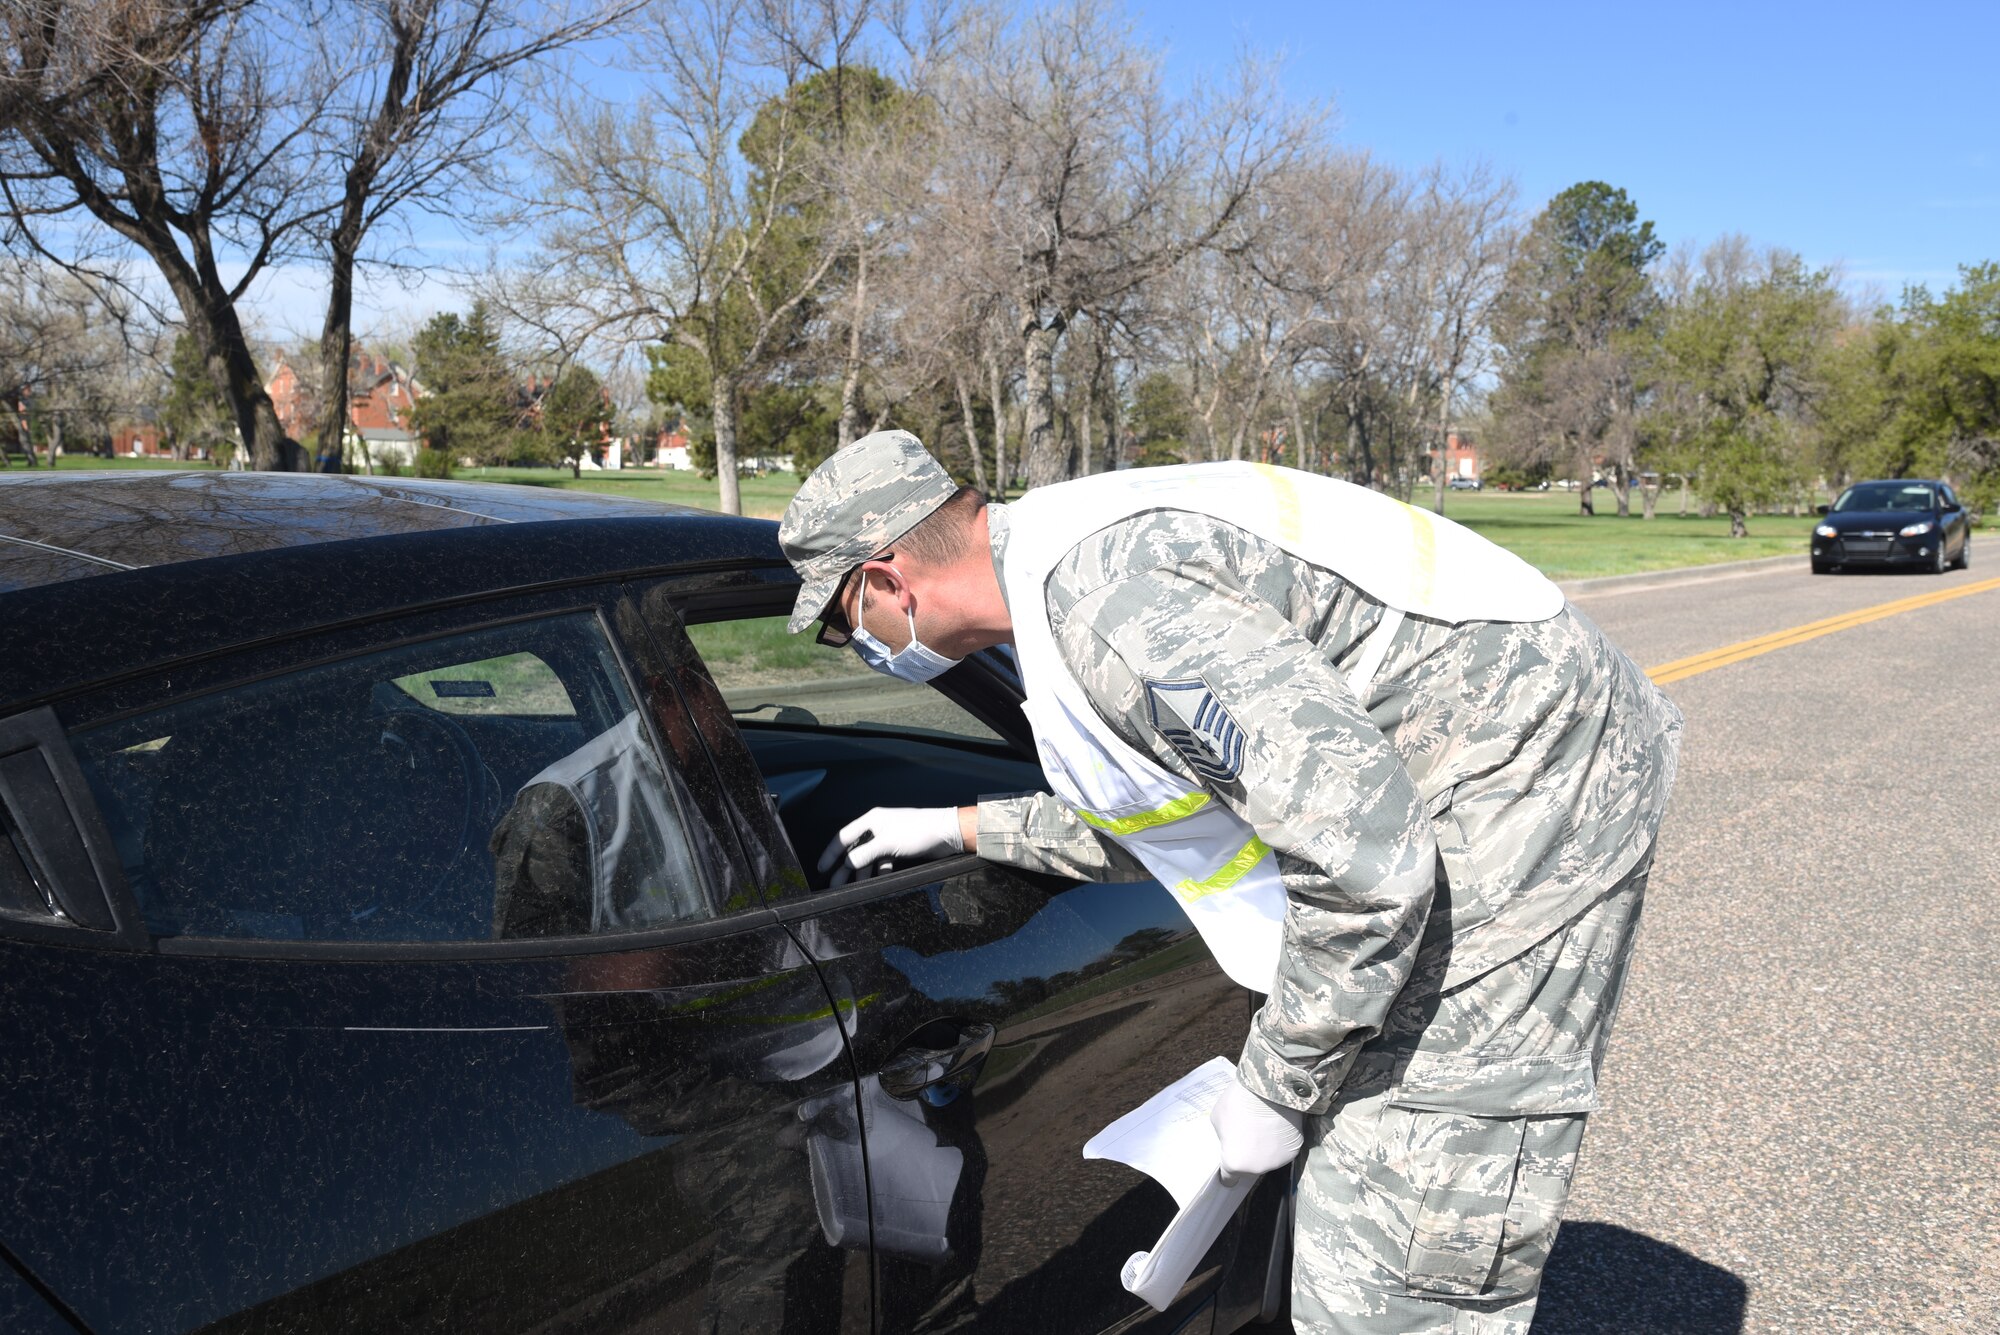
[
  {"xmin": 1940, "ymin": 485, "xmax": 1958, "ymax": 510},
  {"xmin": 68, "ymin": 612, "xmax": 718, "ymax": 944},
  {"xmin": 683, "ymin": 612, "xmax": 1003, "ymax": 745}
]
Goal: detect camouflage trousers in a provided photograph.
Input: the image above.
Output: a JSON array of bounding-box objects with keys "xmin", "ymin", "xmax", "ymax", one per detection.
[{"xmin": 1291, "ymin": 850, "xmax": 1651, "ymax": 1334}]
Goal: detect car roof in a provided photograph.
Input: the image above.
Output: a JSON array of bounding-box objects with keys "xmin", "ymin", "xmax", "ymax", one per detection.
[
  {"xmin": 0, "ymin": 472, "xmax": 794, "ymax": 714},
  {"xmin": 0, "ymin": 470, "xmax": 705, "ymax": 590}
]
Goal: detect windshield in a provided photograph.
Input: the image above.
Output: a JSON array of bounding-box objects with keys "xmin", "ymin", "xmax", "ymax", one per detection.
[{"xmin": 1833, "ymin": 483, "xmax": 1936, "ymax": 513}]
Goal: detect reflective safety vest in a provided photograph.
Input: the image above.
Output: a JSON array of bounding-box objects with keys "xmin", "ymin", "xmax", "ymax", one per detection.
[{"xmin": 1002, "ymin": 463, "xmax": 1564, "ymax": 992}]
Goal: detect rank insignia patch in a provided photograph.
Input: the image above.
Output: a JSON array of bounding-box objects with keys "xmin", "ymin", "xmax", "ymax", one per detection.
[{"xmin": 1143, "ymin": 677, "xmax": 1245, "ymax": 783}]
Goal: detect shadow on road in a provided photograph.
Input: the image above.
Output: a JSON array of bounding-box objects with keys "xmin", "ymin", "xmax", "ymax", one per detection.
[{"xmin": 1535, "ymin": 1221, "xmax": 1748, "ymax": 1334}]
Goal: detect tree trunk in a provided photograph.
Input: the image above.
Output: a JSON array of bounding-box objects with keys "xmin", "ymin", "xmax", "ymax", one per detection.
[
  {"xmin": 711, "ymin": 371, "xmax": 742, "ymax": 515},
  {"xmin": 315, "ymin": 220, "xmax": 361, "ymax": 473},
  {"xmin": 11, "ymin": 401, "xmax": 32, "ymax": 466},
  {"xmin": 838, "ymin": 248, "xmax": 868, "ymax": 449},
  {"xmin": 986, "ymin": 352, "xmax": 1008, "ymax": 502},
  {"xmin": 45, "ymin": 412, "xmax": 61, "ymax": 468},
  {"xmin": 1728, "ymin": 508, "xmax": 1747, "ymax": 538},
  {"xmin": 1077, "ymin": 380, "xmax": 1094, "ymax": 477},
  {"xmin": 1345, "ymin": 411, "xmax": 1366, "ymax": 487},
  {"xmin": 1613, "ymin": 461, "xmax": 1632, "ymax": 518},
  {"xmin": 1103, "ymin": 379, "xmax": 1121, "ymax": 472},
  {"xmin": 953, "ymin": 371, "xmax": 988, "ymax": 493},
  {"xmin": 1641, "ymin": 481, "xmax": 1659, "ymax": 520},
  {"xmin": 1283, "ymin": 378, "xmax": 1310, "ymax": 475},
  {"xmin": 1679, "ymin": 475, "xmax": 1690, "ymax": 516},
  {"xmin": 1020, "ymin": 319, "xmax": 1068, "ymax": 490}
]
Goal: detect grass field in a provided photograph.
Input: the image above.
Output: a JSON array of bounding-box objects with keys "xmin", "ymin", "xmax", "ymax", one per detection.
[
  {"xmin": 1429, "ymin": 490, "xmax": 1813, "ymax": 579},
  {"xmin": 20, "ymin": 454, "xmax": 1842, "ymax": 578},
  {"xmin": 455, "ymin": 465, "xmax": 807, "ymax": 518}
]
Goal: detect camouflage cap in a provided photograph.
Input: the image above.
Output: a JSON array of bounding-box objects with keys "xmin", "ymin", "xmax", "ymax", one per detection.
[{"xmin": 779, "ymin": 430, "xmax": 956, "ymax": 633}]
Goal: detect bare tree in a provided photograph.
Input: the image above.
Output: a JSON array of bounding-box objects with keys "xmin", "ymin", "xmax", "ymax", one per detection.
[
  {"xmin": 306, "ymin": 0, "xmax": 632, "ymax": 471},
  {"xmin": 913, "ymin": 0, "xmax": 1311, "ymax": 489},
  {"xmin": 1397, "ymin": 162, "xmax": 1516, "ymax": 512},
  {"xmin": 0, "ymin": 253, "xmax": 149, "ymax": 465},
  {"xmin": 0, "ymin": 0, "xmax": 332, "ymax": 469},
  {"xmin": 517, "ymin": 0, "xmax": 893, "ymax": 513}
]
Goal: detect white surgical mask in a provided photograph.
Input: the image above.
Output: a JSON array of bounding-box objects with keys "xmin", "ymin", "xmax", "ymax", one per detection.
[{"xmin": 850, "ymin": 571, "xmax": 961, "ymax": 684}]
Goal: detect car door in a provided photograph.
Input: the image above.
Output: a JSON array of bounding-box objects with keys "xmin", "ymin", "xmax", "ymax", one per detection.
[
  {"xmin": 632, "ymin": 572, "xmax": 1274, "ymax": 1335},
  {"xmin": 1940, "ymin": 484, "xmax": 1967, "ymax": 557},
  {"xmin": 0, "ymin": 586, "xmax": 869, "ymax": 1334}
]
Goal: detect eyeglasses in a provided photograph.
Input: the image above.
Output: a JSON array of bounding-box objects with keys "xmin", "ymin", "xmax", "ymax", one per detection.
[{"xmin": 813, "ymin": 554, "xmax": 893, "ymax": 647}]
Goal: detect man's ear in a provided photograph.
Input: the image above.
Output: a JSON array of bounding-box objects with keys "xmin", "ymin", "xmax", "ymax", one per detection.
[{"xmin": 858, "ymin": 558, "xmax": 912, "ymax": 613}]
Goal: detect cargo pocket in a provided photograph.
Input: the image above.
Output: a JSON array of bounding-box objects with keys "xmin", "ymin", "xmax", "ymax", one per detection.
[{"xmin": 1388, "ymin": 1050, "xmax": 1596, "ymax": 1301}]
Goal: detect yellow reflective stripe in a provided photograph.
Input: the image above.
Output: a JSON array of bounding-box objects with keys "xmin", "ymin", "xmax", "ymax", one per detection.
[
  {"xmin": 1075, "ymin": 790, "xmax": 1212, "ymax": 835},
  {"xmin": 1252, "ymin": 463, "xmax": 1305, "ymax": 545},
  {"xmin": 1404, "ymin": 500, "xmax": 1439, "ymax": 604},
  {"xmin": 1173, "ymin": 836, "xmax": 1270, "ymax": 904}
]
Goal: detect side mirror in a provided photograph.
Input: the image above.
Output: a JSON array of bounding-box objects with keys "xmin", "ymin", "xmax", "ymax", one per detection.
[{"xmin": 1815, "ymin": 504, "xmax": 1830, "ymax": 516}]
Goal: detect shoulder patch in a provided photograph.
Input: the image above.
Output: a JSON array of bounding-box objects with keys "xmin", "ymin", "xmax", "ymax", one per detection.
[{"xmin": 1142, "ymin": 677, "xmax": 1245, "ymax": 784}]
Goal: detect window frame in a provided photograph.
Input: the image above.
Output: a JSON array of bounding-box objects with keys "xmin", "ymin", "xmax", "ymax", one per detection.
[
  {"xmin": 629, "ymin": 568, "xmax": 1044, "ymax": 910},
  {"xmin": 36, "ymin": 584, "xmax": 776, "ymax": 961}
]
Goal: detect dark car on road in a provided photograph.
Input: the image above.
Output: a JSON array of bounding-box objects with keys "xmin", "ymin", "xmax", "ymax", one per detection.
[
  {"xmin": 0, "ymin": 472, "xmax": 1289, "ymax": 1335},
  {"xmin": 1811, "ymin": 479, "xmax": 1972, "ymax": 574}
]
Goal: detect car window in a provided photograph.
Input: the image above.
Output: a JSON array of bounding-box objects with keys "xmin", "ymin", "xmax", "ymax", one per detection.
[
  {"xmin": 1833, "ymin": 483, "xmax": 1937, "ymax": 513},
  {"xmin": 1940, "ymin": 485, "xmax": 1958, "ymax": 509},
  {"xmin": 684, "ymin": 613, "xmax": 1003, "ymax": 745},
  {"xmin": 69, "ymin": 612, "xmax": 719, "ymax": 944}
]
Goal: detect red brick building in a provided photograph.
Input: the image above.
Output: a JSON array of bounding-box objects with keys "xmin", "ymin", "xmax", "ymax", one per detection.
[
  {"xmin": 266, "ymin": 349, "xmax": 423, "ymax": 467},
  {"xmin": 1431, "ymin": 429, "xmax": 1482, "ymax": 484}
]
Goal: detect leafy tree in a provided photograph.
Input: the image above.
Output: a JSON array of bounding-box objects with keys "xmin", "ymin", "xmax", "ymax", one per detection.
[
  {"xmin": 539, "ymin": 366, "xmax": 608, "ymax": 477},
  {"xmin": 1810, "ymin": 264, "xmax": 2000, "ymax": 512},
  {"xmin": 1493, "ymin": 182, "xmax": 1663, "ymax": 515},
  {"xmin": 159, "ymin": 334, "xmax": 238, "ymax": 465},
  {"xmin": 409, "ymin": 304, "xmax": 521, "ymax": 466},
  {"xmin": 1128, "ymin": 372, "xmax": 1192, "ymax": 467},
  {"xmin": 1651, "ymin": 249, "xmax": 1838, "ymax": 536}
]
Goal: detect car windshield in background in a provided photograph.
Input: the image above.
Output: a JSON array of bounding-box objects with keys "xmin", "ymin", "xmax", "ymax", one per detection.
[
  {"xmin": 684, "ymin": 613, "xmax": 1003, "ymax": 746},
  {"xmin": 1833, "ymin": 483, "xmax": 1936, "ymax": 513}
]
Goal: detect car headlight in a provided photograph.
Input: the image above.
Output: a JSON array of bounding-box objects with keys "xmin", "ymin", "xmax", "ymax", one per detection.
[
  {"xmin": 1814, "ymin": 524, "xmax": 1837, "ymax": 538},
  {"xmin": 1899, "ymin": 520, "xmax": 1935, "ymax": 537}
]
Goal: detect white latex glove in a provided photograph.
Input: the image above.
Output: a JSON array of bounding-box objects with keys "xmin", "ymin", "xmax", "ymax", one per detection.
[
  {"xmin": 1211, "ymin": 1077, "xmax": 1306, "ymax": 1187},
  {"xmin": 818, "ymin": 807, "xmax": 965, "ymax": 887}
]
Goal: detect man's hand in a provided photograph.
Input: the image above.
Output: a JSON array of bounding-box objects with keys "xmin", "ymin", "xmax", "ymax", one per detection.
[
  {"xmin": 1211, "ymin": 1077, "xmax": 1305, "ymax": 1186},
  {"xmin": 818, "ymin": 807, "xmax": 965, "ymax": 886}
]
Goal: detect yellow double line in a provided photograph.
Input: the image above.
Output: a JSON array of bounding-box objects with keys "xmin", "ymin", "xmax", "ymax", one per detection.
[{"xmin": 1647, "ymin": 575, "xmax": 2000, "ymax": 686}]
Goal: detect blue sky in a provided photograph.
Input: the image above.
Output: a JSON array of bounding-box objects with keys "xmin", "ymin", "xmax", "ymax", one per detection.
[
  {"xmin": 1133, "ymin": 0, "xmax": 1996, "ymax": 301},
  {"xmin": 258, "ymin": 0, "xmax": 1997, "ymax": 337}
]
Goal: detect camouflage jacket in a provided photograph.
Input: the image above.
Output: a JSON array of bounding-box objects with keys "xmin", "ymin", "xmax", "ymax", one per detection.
[{"xmin": 975, "ymin": 504, "xmax": 1681, "ymax": 1113}]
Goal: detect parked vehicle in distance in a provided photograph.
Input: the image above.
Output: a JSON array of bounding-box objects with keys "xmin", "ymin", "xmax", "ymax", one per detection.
[
  {"xmin": 0, "ymin": 471, "xmax": 1288, "ymax": 1335},
  {"xmin": 1446, "ymin": 476, "xmax": 1482, "ymax": 491},
  {"xmin": 1811, "ymin": 479, "xmax": 1971, "ymax": 574}
]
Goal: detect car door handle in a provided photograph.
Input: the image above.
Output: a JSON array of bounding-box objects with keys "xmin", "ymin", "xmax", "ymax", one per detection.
[{"xmin": 878, "ymin": 1018, "xmax": 996, "ymax": 1101}]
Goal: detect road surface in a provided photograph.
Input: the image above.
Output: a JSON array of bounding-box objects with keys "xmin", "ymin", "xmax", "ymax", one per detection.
[{"xmin": 1535, "ymin": 560, "xmax": 2000, "ymax": 1334}]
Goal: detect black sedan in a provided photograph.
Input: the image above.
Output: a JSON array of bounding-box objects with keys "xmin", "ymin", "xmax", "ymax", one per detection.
[
  {"xmin": 1811, "ymin": 478, "xmax": 1972, "ymax": 574},
  {"xmin": 0, "ymin": 471, "xmax": 1287, "ymax": 1335}
]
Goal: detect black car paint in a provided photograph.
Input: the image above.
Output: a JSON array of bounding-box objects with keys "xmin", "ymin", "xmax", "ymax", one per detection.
[
  {"xmin": 1810, "ymin": 481, "xmax": 1971, "ymax": 571},
  {"xmin": 0, "ymin": 475, "xmax": 1268, "ymax": 1333}
]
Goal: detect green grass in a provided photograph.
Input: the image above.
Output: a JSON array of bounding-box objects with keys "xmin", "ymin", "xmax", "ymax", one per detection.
[
  {"xmin": 683, "ymin": 614, "xmax": 852, "ymax": 687},
  {"xmin": 1431, "ymin": 490, "xmax": 1813, "ymax": 580},
  {"xmin": 455, "ymin": 465, "xmax": 806, "ymax": 519},
  {"xmin": 20, "ymin": 455, "xmax": 1838, "ymax": 578},
  {"xmin": 22, "ymin": 454, "xmax": 197, "ymax": 471}
]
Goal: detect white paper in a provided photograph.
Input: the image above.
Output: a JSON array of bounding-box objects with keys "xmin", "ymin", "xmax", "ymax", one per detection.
[
  {"xmin": 1083, "ymin": 1055, "xmax": 1237, "ymax": 1208},
  {"xmin": 1083, "ymin": 1056, "xmax": 1253, "ymax": 1311},
  {"xmin": 1119, "ymin": 1173, "xmax": 1256, "ymax": 1310}
]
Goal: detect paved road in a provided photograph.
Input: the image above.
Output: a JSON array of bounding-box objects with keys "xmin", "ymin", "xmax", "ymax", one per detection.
[{"xmin": 1534, "ymin": 561, "xmax": 2000, "ymax": 1334}]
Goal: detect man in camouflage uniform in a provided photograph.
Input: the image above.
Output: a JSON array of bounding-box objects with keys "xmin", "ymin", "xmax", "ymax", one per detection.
[{"xmin": 780, "ymin": 431, "xmax": 1680, "ymax": 1334}]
